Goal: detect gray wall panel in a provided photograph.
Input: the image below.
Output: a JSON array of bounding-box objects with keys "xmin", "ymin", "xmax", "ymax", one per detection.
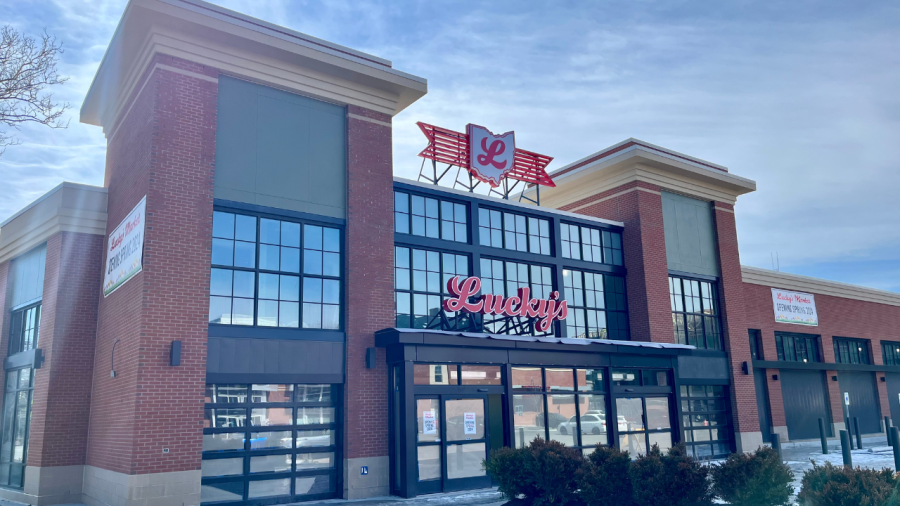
[
  {"xmin": 207, "ymin": 337, "xmax": 344, "ymax": 383},
  {"xmin": 10, "ymin": 244, "xmax": 46, "ymax": 308},
  {"xmin": 661, "ymin": 191, "xmax": 719, "ymax": 277},
  {"xmin": 214, "ymin": 76, "xmax": 346, "ymax": 219},
  {"xmin": 886, "ymin": 373, "xmax": 900, "ymax": 427},
  {"xmin": 676, "ymin": 355, "xmax": 729, "ymax": 380}
]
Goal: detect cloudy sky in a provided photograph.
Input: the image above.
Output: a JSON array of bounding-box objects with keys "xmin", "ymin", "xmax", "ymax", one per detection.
[{"xmin": 2, "ymin": 0, "xmax": 899, "ymax": 290}]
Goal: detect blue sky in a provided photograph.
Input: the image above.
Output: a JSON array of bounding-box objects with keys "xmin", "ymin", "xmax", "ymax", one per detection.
[{"xmin": 1, "ymin": 0, "xmax": 899, "ymax": 290}]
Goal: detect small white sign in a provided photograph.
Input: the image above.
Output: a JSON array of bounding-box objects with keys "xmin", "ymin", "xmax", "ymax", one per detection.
[
  {"xmin": 771, "ymin": 288, "xmax": 818, "ymax": 326},
  {"xmin": 844, "ymin": 392, "xmax": 850, "ymax": 406},
  {"xmin": 103, "ymin": 196, "xmax": 146, "ymax": 297},
  {"xmin": 423, "ymin": 410, "xmax": 436, "ymax": 434},
  {"xmin": 464, "ymin": 412, "xmax": 477, "ymax": 435}
]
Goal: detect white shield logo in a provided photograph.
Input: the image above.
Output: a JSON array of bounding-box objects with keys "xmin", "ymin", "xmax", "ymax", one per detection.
[{"xmin": 467, "ymin": 124, "xmax": 516, "ymax": 187}]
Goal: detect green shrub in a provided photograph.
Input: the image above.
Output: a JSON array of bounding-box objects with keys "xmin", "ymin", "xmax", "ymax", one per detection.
[
  {"xmin": 710, "ymin": 446, "xmax": 793, "ymax": 506},
  {"xmin": 577, "ymin": 445, "xmax": 636, "ymax": 506},
  {"xmin": 629, "ymin": 443, "xmax": 713, "ymax": 506},
  {"xmin": 797, "ymin": 461, "xmax": 898, "ymax": 506},
  {"xmin": 484, "ymin": 437, "xmax": 584, "ymax": 506}
]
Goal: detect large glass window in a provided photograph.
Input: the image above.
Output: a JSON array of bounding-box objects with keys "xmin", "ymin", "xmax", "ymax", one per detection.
[
  {"xmin": 478, "ymin": 208, "xmax": 550, "ymax": 255},
  {"xmin": 562, "ymin": 270, "xmax": 629, "ymax": 340},
  {"xmin": 833, "ymin": 337, "xmax": 870, "ymax": 365},
  {"xmin": 202, "ymin": 384, "xmax": 338, "ymax": 504},
  {"xmin": 480, "ymin": 258, "xmax": 553, "ymax": 335},
  {"xmin": 883, "ymin": 341, "xmax": 900, "ymax": 366},
  {"xmin": 210, "ymin": 211, "xmax": 341, "ymax": 330},
  {"xmin": 8, "ymin": 304, "xmax": 41, "ymax": 355},
  {"xmin": 0, "ymin": 368, "xmax": 33, "ymax": 488},
  {"xmin": 511, "ymin": 367, "xmax": 608, "ymax": 453},
  {"xmin": 395, "ymin": 247, "xmax": 469, "ymax": 328},
  {"xmin": 560, "ymin": 224, "xmax": 623, "ymax": 266},
  {"xmin": 775, "ymin": 332, "xmax": 820, "ymax": 363},
  {"xmin": 680, "ymin": 385, "xmax": 731, "ymax": 459},
  {"xmin": 394, "ymin": 191, "xmax": 467, "ymax": 243},
  {"xmin": 669, "ymin": 276, "xmax": 721, "ymax": 349}
]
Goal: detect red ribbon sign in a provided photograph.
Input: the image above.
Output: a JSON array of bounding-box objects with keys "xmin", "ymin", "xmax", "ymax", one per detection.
[{"xmin": 441, "ymin": 276, "xmax": 568, "ymax": 332}]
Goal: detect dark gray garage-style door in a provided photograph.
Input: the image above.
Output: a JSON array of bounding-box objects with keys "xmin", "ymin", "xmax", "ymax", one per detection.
[
  {"xmin": 839, "ymin": 372, "xmax": 882, "ymax": 434},
  {"xmin": 781, "ymin": 370, "xmax": 832, "ymax": 440},
  {"xmin": 886, "ymin": 373, "xmax": 900, "ymax": 427}
]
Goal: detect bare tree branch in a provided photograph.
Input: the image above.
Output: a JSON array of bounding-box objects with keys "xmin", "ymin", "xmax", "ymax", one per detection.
[{"xmin": 0, "ymin": 25, "xmax": 70, "ymax": 155}]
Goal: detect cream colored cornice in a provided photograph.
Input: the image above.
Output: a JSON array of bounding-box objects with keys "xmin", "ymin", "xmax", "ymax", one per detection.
[
  {"xmin": 82, "ymin": 0, "xmax": 427, "ymax": 134},
  {"xmin": 742, "ymin": 266, "xmax": 900, "ymax": 307},
  {"xmin": 0, "ymin": 183, "xmax": 108, "ymax": 264},
  {"xmin": 526, "ymin": 142, "xmax": 756, "ymax": 210}
]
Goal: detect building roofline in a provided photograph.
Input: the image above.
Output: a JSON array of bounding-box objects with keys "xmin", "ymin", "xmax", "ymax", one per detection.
[
  {"xmin": 0, "ymin": 182, "xmax": 107, "ymax": 228},
  {"xmin": 741, "ymin": 265, "xmax": 900, "ymax": 307},
  {"xmin": 394, "ymin": 177, "xmax": 625, "ymax": 228}
]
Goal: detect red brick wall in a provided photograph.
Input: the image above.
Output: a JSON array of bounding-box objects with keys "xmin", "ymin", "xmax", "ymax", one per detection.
[
  {"xmin": 88, "ymin": 54, "xmax": 217, "ymax": 475},
  {"xmin": 27, "ymin": 232, "xmax": 104, "ymax": 468},
  {"xmin": 712, "ymin": 205, "xmax": 759, "ymax": 434},
  {"xmin": 343, "ymin": 105, "xmax": 394, "ymax": 461},
  {"xmin": 745, "ymin": 280, "xmax": 900, "ymax": 433},
  {"xmin": 559, "ymin": 181, "xmax": 672, "ymax": 343}
]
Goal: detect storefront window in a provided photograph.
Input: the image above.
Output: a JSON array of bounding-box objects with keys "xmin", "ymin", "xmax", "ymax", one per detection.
[
  {"xmin": 833, "ymin": 337, "xmax": 870, "ymax": 364},
  {"xmin": 395, "ymin": 248, "xmax": 469, "ymax": 329},
  {"xmin": 480, "ymin": 258, "xmax": 553, "ymax": 335},
  {"xmin": 563, "ymin": 270, "xmax": 629, "ymax": 340},
  {"xmin": 511, "ymin": 367, "xmax": 609, "ymax": 452},
  {"xmin": 201, "ymin": 383, "xmax": 339, "ymax": 504},
  {"xmin": 560, "ymin": 223, "xmax": 623, "ymax": 266},
  {"xmin": 680, "ymin": 385, "xmax": 731, "ymax": 459},
  {"xmin": 775, "ymin": 332, "xmax": 821, "ymax": 362},
  {"xmin": 0, "ymin": 368, "xmax": 33, "ymax": 489},
  {"xmin": 394, "ymin": 191, "xmax": 467, "ymax": 243},
  {"xmin": 883, "ymin": 341, "xmax": 900, "ymax": 366},
  {"xmin": 8, "ymin": 304, "xmax": 41, "ymax": 354},
  {"xmin": 669, "ymin": 276, "xmax": 721, "ymax": 349},
  {"xmin": 210, "ymin": 211, "xmax": 342, "ymax": 329},
  {"xmin": 479, "ymin": 208, "xmax": 550, "ymax": 255}
]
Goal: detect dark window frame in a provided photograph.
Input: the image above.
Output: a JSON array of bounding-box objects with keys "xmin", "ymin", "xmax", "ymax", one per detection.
[
  {"xmin": 748, "ymin": 329, "xmax": 763, "ymax": 360},
  {"xmin": 559, "ymin": 223, "xmax": 623, "ymax": 266},
  {"xmin": 0, "ymin": 367, "xmax": 34, "ymax": 489},
  {"xmin": 563, "ymin": 268, "xmax": 629, "ymax": 340},
  {"xmin": 394, "ymin": 191, "xmax": 469, "ymax": 244},
  {"xmin": 832, "ymin": 337, "xmax": 870, "ymax": 365},
  {"xmin": 679, "ymin": 384, "xmax": 731, "ymax": 459},
  {"xmin": 202, "ymin": 384, "xmax": 341, "ymax": 505},
  {"xmin": 8, "ymin": 302, "xmax": 41, "ymax": 355},
  {"xmin": 209, "ymin": 206, "xmax": 344, "ymax": 331},
  {"xmin": 883, "ymin": 341, "xmax": 900, "ymax": 366},
  {"xmin": 478, "ymin": 206, "xmax": 551, "ymax": 256},
  {"xmin": 669, "ymin": 275, "xmax": 721, "ymax": 350},
  {"xmin": 774, "ymin": 332, "xmax": 821, "ymax": 363},
  {"xmin": 394, "ymin": 246, "xmax": 470, "ymax": 329}
]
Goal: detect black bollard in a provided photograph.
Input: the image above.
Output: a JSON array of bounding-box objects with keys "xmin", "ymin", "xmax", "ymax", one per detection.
[
  {"xmin": 886, "ymin": 417, "xmax": 893, "ymax": 446},
  {"xmin": 854, "ymin": 417, "xmax": 863, "ymax": 449},
  {"xmin": 840, "ymin": 430, "xmax": 853, "ymax": 468},
  {"xmin": 818, "ymin": 418, "xmax": 829, "ymax": 454},
  {"xmin": 845, "ymin": 416, "xmax": 855, "ymax": 449},
  {"xmin": 771, "ymin": 432, "xmax": 782, "ymax": 461},
  {"xmin": 892, "ymin": 427, "xmax": 900, "ymax": 471}
]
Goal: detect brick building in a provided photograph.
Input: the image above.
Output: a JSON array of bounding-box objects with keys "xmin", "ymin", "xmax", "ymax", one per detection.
[{"xmin": 0, "ymin": 1, "xmax": 898, "ymax": 505}]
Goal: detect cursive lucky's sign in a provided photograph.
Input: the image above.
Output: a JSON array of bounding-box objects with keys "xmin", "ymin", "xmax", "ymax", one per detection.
[{"xmin": 442, "ymin": 276, "xmax": 568, "ymax": 332}]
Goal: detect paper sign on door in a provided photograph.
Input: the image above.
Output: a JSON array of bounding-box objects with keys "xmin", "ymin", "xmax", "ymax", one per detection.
[
  {"xmin": 464, "ymin": 412, "xmax": 477, "ymax": 435},
  {"xmin": 423, "ymin": 410, "xmax": 436, "ymax": 434}
]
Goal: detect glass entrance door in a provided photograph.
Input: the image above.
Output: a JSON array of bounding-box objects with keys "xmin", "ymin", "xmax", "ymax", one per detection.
[
  {"xmin": 415, "ymin": 395, "xmax": 491, "ymax": 494},
  {"xmin": 614, "ymin": 396, "xmax": 673, "ymax": 457}
]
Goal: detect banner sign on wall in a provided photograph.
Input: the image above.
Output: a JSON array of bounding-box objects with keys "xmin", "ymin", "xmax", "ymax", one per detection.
[
  {"xmin": 103, "ymin": 196, "xmax": 146, "ymax": 297},
  {"xmin": 771, "ymin": 288, "xmax": 818, "ymax": 326}
]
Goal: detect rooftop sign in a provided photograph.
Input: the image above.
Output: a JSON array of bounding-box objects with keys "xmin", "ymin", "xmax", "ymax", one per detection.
[{"xmin": 417, "ymin": 122, "xmax": 556, "ymax": 189}]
